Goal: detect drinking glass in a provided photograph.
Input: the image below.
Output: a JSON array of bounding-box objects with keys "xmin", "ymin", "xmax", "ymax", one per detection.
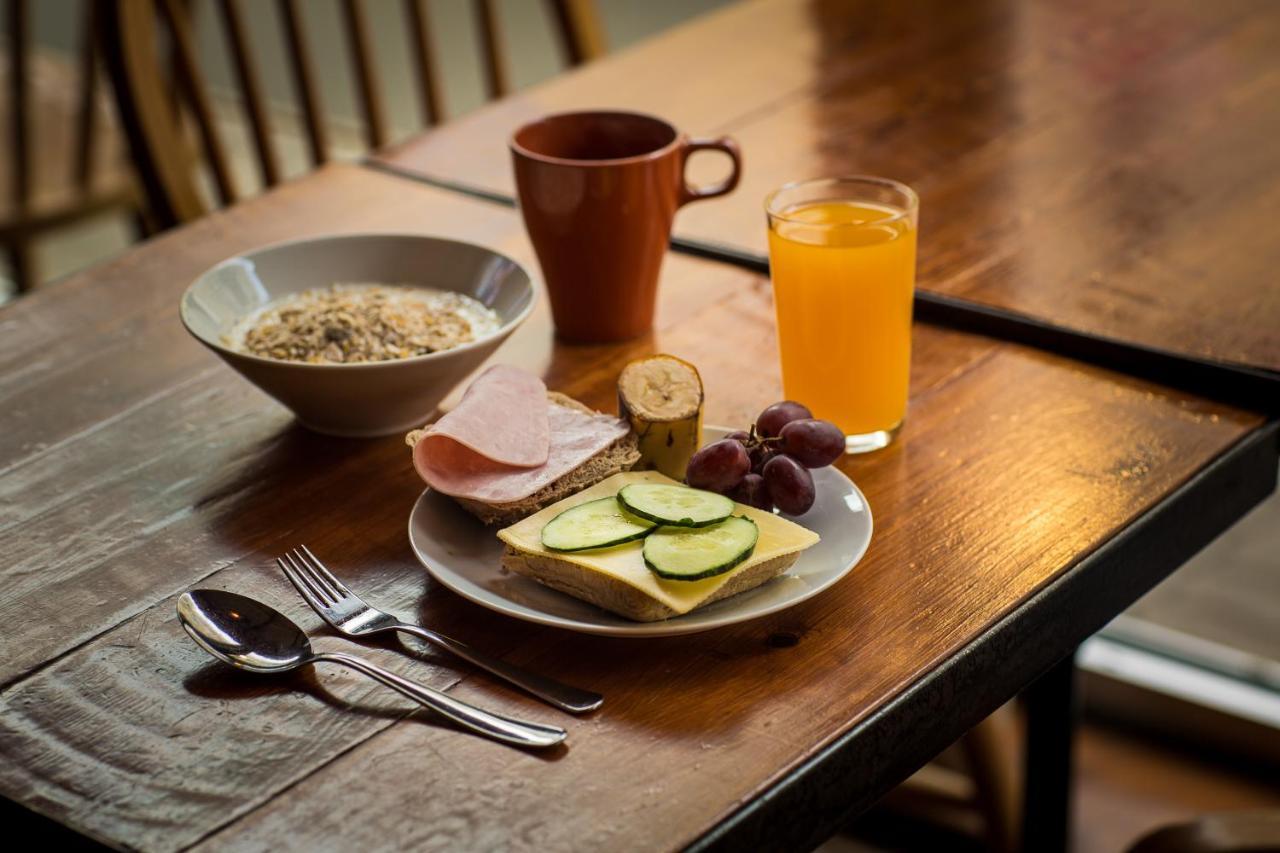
[{"xmin": 765, "ymin": 176, "xmax": 919, "ymax": 453}]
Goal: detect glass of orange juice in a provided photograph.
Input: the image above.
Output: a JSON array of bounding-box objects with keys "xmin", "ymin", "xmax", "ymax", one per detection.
[{"xmin": 765, "ymin": 176, "xmax": 918, "ymax": 453}]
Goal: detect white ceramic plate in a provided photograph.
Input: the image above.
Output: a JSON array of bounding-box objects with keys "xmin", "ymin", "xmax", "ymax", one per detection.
[{"xmin": 407, "ymin": 427, "xmax": 873, "ymax": 637}]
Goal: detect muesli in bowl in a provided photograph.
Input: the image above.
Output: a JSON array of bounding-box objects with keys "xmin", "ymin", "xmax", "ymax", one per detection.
[
  {"xmin": 180, "ymin": 234, "xmax": 536, "ymax": 437},
  {"xmin": 228, "ymin": 284, "xmax": 501, "ymax": 365}
]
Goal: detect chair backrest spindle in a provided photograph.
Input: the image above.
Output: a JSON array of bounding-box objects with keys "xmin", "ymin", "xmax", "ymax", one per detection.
[
  {"xmin": 217, "ymin": 0, "xmax": 281, "ymax": 187},
  {"xmin": 73, "ymin": 0, "xmax": 102, "ymax": 190},
  {"xmin": 9, "ymin": 0, "xmax": 32, "ymax": 212},
  {"xmin": 547, "ymin": 0, "xmax": 606, "ymax": 66},
  {"xmin": 405, "ymin": 0, "xmax": 445, "ymax": 125},
  {"xmin": 158, "ymin": 0, "xmax": 236, "ymax": 206},
  {"xmin": 476, "ymin": 0, "xmax": 510, "ymax": 99},
  {"xmin": 277, "ymin": 0, "xmax": 329, "ymax": 168},
  {"xmin": 340, "ymin": 0, "xmax": 389, "ymax": 149}
]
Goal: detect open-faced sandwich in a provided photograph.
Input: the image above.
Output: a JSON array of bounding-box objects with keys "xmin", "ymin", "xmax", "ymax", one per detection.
[
  {"xmin": 497, "ymin": 471, "xmax": 820, "ymax": 622},
  {"xmin": 406, "ymin": 365, "xmax": 640, "ymax": 526}
]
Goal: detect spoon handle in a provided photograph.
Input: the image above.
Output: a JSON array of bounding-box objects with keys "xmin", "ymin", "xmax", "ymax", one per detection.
[
  {"xmin": 313, "ymin": 651, "xmax": 567, "ymax": 749},
  {"xmin": 396, "ymin": 623, "xmax": 603, "ymax": 714}
]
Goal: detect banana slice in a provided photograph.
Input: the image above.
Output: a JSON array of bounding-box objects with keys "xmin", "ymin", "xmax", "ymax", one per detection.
[{"xmin": 617, "ymin": 354, "xmax": 704, "ymax": 481}]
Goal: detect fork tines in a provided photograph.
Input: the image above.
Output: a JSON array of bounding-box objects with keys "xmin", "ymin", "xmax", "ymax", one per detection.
[{"xmin": 278, "ymin": 545, "xmax": 347, "ymax": 609}]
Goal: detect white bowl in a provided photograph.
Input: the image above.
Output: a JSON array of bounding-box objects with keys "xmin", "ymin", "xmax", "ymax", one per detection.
[{"xmin": 180, "ymin": 233, "xmax": 536, "ymax": 437}]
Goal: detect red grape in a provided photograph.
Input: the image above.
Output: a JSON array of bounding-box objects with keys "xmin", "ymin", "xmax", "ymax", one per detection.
[
  {"xmin": 725, "ymin": 430, "xmax": 751, "ymax": 444},
  {"xmin": 685, "ymin": 438, "xmax": 750, "ymax": 493},
  {"xmin": 762, "ymin": 454, "xmax": 816, "ymax": 515},
  {"xmin": 728, "ymin": 472, "xmax": 773, "ymax": 510},
  {"xmin": 756, "ymin": 401, "xmax": 813, "ymax": 438},
  {"xmin": 778, "ymin": 419, "xmax": 845, "ymax": 468}
]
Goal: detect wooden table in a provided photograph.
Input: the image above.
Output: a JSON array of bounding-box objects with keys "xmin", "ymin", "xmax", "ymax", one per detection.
[
  {"xmin": 1, "ymin": 164, "xmax": 1274, "ymax": 852},
  {"xmin": 375, "ymin": 0, "xmax": 1280, "ymax": 406}
]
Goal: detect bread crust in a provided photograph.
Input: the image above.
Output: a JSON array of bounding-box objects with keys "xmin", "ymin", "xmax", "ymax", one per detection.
[
  {"xmin": 500, "ymin": 546, "xmax": 800, "ymax": 622},
  {"xmin": 409, "ymin": 391, "xmax": 640, "ymax": 526}
]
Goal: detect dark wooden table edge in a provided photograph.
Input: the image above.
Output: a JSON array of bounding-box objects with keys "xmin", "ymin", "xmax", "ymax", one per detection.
[
  {"xmin": 911, "ymin": 295, "xmax": 1278, "ymax": 416},
  {"xmin": 362, "ymin": 158, "xmax": 1280, "ymax": 415},
  {"xmin": 685, "ymin": 420, "xmax": 1280, "ymax": 853}
]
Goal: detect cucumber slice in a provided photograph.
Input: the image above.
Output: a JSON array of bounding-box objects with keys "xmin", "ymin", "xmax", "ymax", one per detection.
[
  {"xmin": 540, "ymin": 497, "xmax": 656, "ymax": 552},
  {"xmin": 643, "ymin": 516, "xmax": 759, "ymax": 581},
  {"xmin": 617, "ymin": 483, "xmax": 734, "ymax": 528}
]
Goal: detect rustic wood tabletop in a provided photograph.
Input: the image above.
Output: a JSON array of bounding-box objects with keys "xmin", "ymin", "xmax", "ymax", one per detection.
[
  {"xmin": 0, "ymin": 164, "xmax": 1274, "ymax": 851},
  {"xmin": 375, "ymin": 0, "xmax": 1280, "ymax": 395}
]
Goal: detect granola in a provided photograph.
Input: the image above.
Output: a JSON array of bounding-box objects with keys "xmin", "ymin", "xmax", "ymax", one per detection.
[{"xmin": 228, "ymin": 284, "xmax": 500, "ymax": 364}]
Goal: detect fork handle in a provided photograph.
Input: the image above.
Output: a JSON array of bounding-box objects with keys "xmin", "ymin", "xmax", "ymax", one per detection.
[
  {"xmin": 396, "ymin": 624, "xmax": 604, "ymax": 714},
  {"xmin": 312, "ymin": 651, "xmax": 566, "ymax": 749}
]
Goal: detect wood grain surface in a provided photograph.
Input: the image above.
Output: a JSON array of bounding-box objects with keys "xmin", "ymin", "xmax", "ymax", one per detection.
[
  {"xmin": 0, "ymin": 164, "xmax": 1268, "ymax": 850},
  {"xmin": 376, "ymin": 0, "xmax": 1280, "ymax": 376}
]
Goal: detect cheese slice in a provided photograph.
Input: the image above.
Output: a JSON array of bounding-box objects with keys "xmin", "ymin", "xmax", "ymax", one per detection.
[{"xmin": 498, "ymin": 471, "xmax": 820, "ymax": 615}]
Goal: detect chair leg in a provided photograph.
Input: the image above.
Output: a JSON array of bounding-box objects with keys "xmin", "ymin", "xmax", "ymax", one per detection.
[{"xmin": 960, "ymin": 705, "xmax": 1022, "ymax": 853}]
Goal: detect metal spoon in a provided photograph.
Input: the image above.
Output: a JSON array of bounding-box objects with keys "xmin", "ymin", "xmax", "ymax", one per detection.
[{"xmin": 177, "ymin": 589, "xmax": 566, "ymax": 749}]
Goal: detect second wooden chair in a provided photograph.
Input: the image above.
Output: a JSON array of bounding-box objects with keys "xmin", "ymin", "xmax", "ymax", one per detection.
[{"xmin": 99, "ymin": 0, "xmax": 605, "ymax": 230}]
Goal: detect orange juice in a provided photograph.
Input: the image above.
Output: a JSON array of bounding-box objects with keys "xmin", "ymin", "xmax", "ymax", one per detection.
[{"xmin": 767, "ymin": 197, "xmax": 916, "ymax": 447}]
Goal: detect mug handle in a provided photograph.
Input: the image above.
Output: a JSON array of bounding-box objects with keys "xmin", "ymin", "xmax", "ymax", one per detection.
[{"xmin": 678, "ymin": 136, "xmax": 742, "ymax": 205}]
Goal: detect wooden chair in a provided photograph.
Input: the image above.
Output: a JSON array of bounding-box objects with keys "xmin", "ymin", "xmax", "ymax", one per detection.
[
  {"xmin": 3, "ymin": 0, "xmax": 137, "ymax": 294},
  {"xmin": 99, "ymin": 0, "xmax": 607, "ymax": 231}
]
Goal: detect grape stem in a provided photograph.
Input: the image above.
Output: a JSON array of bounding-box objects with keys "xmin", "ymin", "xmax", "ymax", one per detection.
[{"xmin": 742, "ymin": 424, "xmax": 782, "ymax": 450}]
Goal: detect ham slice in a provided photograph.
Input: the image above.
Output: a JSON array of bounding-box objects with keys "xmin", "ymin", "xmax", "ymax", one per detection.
[
  {"xmin": 416, "ymin": 364, "xmax": 549, "ymax": 467},
  {"xmin": 411, "ymin": 366, "xmax": 631, "ymax": 504}
]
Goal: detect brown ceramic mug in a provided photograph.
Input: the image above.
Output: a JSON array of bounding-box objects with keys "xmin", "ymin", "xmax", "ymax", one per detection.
[{"xmin": 511, "ymin": 111, "xmax": 741, "ymax": 343}]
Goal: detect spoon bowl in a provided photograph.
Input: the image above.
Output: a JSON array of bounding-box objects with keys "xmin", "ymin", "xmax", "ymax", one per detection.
[
  {"xmin": 176, "ymin": 589, "xmax": 567, "ymax": 749},
  {"xmin": 178, "ymin": 589, "xmax": 312, "ymax": 673}
]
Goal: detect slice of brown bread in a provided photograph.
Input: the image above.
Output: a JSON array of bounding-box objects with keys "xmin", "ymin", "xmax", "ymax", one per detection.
[
  {"xmin": 500, "ymin": 546, "xmax": 800, "ymax": 622},
  {"xmin": 408, "ymin": 391, "xmax": 640, "ymax": 527}
]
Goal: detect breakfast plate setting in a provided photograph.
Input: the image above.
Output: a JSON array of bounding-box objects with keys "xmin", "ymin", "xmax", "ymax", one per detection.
[
  {"xmin": 167, "ymin": 219, "xmax": 876, "ymax": 749},
  {"xmin": 154, "ymin": 93, "xmax": 893, "ymax": 758},
  {"xmin": 399, "ymin": 354, "xmax": 871, "ymax": 637},
  {"xmin": 162, "ymin": 108, "xmax": 890, "ymax": 755},
  {"xmin": 408, "ymin": 425, "xmax": 872, "ymax": 637}
]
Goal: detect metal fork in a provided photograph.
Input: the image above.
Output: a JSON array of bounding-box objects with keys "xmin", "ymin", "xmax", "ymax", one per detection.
[{"xmin": 278, "ymin": 546, "xmax": 603, "ymax": 714}]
